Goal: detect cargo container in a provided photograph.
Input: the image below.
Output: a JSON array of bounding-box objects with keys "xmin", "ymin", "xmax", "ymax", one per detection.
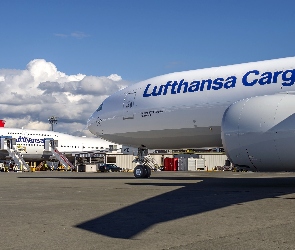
[{"xmin": 164, "ymin": 157, "xmax": 178, "ymax": 171}]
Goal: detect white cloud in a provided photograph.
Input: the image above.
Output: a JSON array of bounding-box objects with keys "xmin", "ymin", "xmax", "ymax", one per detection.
[
  {"xmin": 26, "ymin": 121, "xmax": 51, "ymax": 130},
  {"xmin": 54, "ymin": 31, "xmax": 89, "ymax": 39},
  {"xmin": 70, "ymin": 31, "xmax": 88, "ymax": 39},
  {"xmin": 27, "ymin": 59, "xmax": 85, "ymax": 83},
  {"xmin": 0, "ymin": 59, "xmax": 129, "ymax": 136},
  {"xmin": 108, "ymin": 74, "xmax": 122, "ymax": 81},
  {"xmin": 4, "ymin": 117, "xmax": 50, "ymax": 131}
]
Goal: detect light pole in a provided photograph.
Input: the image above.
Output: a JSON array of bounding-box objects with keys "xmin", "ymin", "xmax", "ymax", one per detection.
[{"xmin": 48, "ymin": 116, "xmax": 58, "ymax": 131}]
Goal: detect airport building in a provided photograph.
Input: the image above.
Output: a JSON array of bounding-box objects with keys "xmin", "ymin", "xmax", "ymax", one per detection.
[{"xmin": 74, "ymin": 150, "xmax": 229, "ymax": 173}]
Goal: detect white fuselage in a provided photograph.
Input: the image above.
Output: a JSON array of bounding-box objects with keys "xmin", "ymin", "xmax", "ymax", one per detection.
[
  {"xmin": 87, "ymin": 57, "xmax": 295, "ymax": 149},
  {"xmin": 0, "ymin": 128, "xmax": 121, "ymax": 161}
]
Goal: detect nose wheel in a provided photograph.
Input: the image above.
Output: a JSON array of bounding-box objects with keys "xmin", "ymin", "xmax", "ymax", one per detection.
[
  {"xmin": 133, "ymin": 165, "xmax": 151, "ymax": 178},
  {"xmin": 133, "ymin": 146, "xmax": 152, "ymax": 178}
]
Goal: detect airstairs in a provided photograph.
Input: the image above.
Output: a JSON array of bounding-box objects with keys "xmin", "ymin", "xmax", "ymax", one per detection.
[
  {"xmin": 133, "ymin": 154, "xmax": 159, "ymax": 170},
  {"xmin": 143, "ymin": 155, "xmax": 160, "ymax": 170},
  {"xmin": 44, "ymin": 138, "xmax": 74, "ymax": 170},
  {"xmin": 0, "ymin": 136, "xmax": 29, "ymax": 171},
  {"xmin": 6, "ymin": 147, "xmax": 30, "ymax": 171},
  {"xmin": 51, "ymin": 148, "xmax": 74, "ymax": 170}
]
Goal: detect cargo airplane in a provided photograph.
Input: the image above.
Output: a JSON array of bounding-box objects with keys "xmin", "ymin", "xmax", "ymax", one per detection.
[{"xmin": 87, "ymin": 56, "xmax": 295, "ymax": 178}]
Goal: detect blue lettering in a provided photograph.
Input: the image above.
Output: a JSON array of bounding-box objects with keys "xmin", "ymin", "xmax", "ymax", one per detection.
[
  {"xmin": 14, "ymin": 136, "xmax": 45, "ymax": 144},
  {"xmin": 162, "ymin": 81, "xmax": 172, "ymax": 95},
  {"xmin": 188, "ymin": 81, "xmax": 200, "ymax": 92},
  {"xmin": 143, "ymin": 84, "xmax": 152, "ymax": 97},
  {"xmin": 171, "ymin": 81, "xmax": 178, "ymax": 94},
  {"xmin": 200, "ymin": 79, "xmax": 212, "ymax": 91},
  {"xmin": 259, "ymin": 72, "xmax": 272, "ymax": 85},
  {"xmin": 151, "ymin": 85, "xmax": 164, "ymax": 96},
  {"xmin": 176, "ymin": 79, "xmax": 188, "ymax": 93},
  {"xmin": 272, "ymin": 71, "xmax": 283, "ymax": 83},
  {"xmin": 242, "ymin": 70, "xmax": 259, "ymax": 86},
  {"xmin": 224, "ymin": 76, "xmax": 236, "ymax": 89},
  {"xmin": 282, "ymin": 69, "xmax": 295, "ymax": 86},
  {"xmin": 141, "ymin": 68, "xmax": 295, "ymax": 98},
  {"xmin": 212, "ymin": 78, "xmax": 223, "ymax": 90}
]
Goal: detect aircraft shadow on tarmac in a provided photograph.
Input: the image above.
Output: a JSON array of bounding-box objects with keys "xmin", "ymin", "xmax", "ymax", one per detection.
[{"xmin": 73, "ymin": 176, "xmax": 295, "ymax": 239}]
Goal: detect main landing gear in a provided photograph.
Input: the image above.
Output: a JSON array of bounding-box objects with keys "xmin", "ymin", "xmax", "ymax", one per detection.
[{"xmin": 133, "ymin": 146, "xmax": 151, "ymax": 178}]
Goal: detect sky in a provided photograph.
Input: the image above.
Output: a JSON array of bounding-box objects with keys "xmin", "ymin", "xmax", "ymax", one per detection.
[{"xmin": 0, "ymin": 0, "xmax": 294, "ymax": 136}]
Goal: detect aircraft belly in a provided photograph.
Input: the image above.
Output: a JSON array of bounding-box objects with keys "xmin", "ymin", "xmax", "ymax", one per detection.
[{"xmin": 102, "ymin": 126, "xmax": 222, "ymax": 149}]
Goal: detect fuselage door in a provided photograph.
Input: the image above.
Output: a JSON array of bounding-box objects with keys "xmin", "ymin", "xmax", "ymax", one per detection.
[{"xmin": 123, "ymin": 92, "xmax": 136, "ymax": 120}]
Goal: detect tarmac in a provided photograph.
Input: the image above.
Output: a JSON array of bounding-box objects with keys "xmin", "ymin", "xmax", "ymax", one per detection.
[{"xmin": 1, "ymin": 170, "xmax": 295, "ymax": 250}]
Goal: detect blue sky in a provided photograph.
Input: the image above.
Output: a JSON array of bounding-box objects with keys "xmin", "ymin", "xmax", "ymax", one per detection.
[
  {"xmin": 1, "ymin": 0, "xmax": 294, "ymax": 81},
  {"xmin": 0, "ymin": 0, "xmax": 294, "ymax": 134}
]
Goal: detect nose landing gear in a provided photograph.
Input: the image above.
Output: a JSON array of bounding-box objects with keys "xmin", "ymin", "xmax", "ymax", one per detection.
[
  {"xmin": 133, "ymin": 146, "xmax": 152, "ymax": 178},
  {"xmin": 133, "ymin": 164, "xmax": 151, "ymax": 178}
]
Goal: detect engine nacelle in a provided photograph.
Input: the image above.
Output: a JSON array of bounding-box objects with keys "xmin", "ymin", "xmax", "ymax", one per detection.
[{"xmin": 221, "ymin": 94, "xmax": 295, "ymax": 171}]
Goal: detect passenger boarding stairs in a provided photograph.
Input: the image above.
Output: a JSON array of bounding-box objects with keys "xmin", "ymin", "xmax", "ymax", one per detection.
[
  {"xmin": 44, "ymin": 138, "xmax": 74, "ymax": 170},
  {"xmin": 51, "ymin": 148, "xmax": 74, "ymax": 170},
  {"xmin": 0, "ymin": 136, "xmax": 29, "ymax": 171},
  {"xmin": 7, "ymin": 146, "xmax": 30, "ymax": 171}
]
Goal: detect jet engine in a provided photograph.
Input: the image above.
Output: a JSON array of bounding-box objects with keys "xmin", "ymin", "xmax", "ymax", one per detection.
[{"xmin": 221, "ymin": 94, "xmax": 295, "ymax": 171}]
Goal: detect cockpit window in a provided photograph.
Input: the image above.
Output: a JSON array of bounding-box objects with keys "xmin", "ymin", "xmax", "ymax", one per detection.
[{"xmin": 96, "ymin": 103, "xmax": 103, "ymax": 112}]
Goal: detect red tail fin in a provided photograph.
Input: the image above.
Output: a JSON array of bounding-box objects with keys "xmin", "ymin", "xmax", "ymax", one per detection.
[{"xmin": 0, "ymin": 120, "xmax": 6, "ymax": 127}]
